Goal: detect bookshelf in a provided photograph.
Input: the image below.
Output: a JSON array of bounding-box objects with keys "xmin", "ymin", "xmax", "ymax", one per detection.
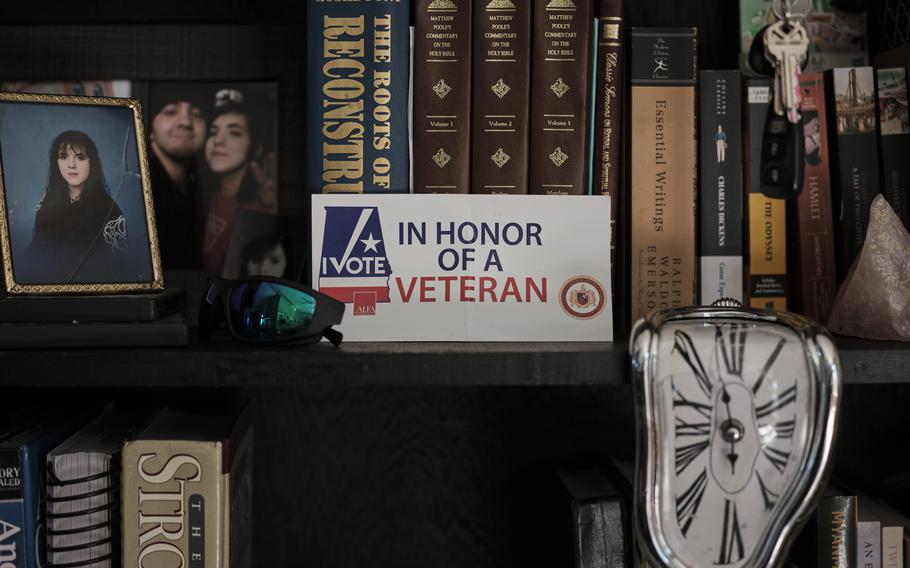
[
  {"xmin": 0, "ymin": 1, "xmax": 908, "ymax": 566},
  {"xmin": 0, "ymin": 337, "xmax": 907, "ymax": 387}
]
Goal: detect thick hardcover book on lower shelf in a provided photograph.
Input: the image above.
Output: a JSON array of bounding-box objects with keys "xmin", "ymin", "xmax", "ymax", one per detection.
[
  {"xmin": 817, "ymin": 494, "xmax": 857, "ymax": 568},
  {"xmin": 699, "ymin": 70, "xmax": 743, "ymax": 305},
  {"xmin": 471, "ymin": 0, "xmax": 531, "ymax": 194},
  {"xmin": 122, "ymin": 407, "xmax": 253, "ymax": 568},
  {"xmin": 413, "ymin": 0, "xmax": 472, "ymax": 194},
  {"xmin": 306, "ymin": 0, "xmax": 411, "ymax": 193},
  {"xmin": 629, "ymin": 28, "xmax": 698, "ymax": 322},
  {"xmin": 0, "ymin": 414, "xmax": 88, "ymax": 568}
]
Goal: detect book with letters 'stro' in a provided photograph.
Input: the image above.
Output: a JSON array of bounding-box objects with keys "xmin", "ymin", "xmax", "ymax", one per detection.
[{"xmin": 122, "ymin": 407, "xmax": 252, "ymax": 568}]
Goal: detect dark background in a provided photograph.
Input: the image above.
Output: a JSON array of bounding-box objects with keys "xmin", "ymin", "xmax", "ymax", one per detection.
[{"xmin": 0, "ymin": 1, "xmax": 908, "ymax": 566}]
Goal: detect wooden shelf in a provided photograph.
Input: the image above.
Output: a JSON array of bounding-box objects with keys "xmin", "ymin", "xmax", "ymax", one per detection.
[{"xmin": 0, "ymin": 335, "xmax": 907, "ymax": 387}]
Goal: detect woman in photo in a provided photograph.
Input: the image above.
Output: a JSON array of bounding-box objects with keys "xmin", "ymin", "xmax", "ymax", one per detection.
[
  {"xmin": 26, "ymin": 130, "xmax": 128, "ymax": 281},
  {"xmin": 202, "ymin": 88, "xmax": 277, "ymax": 273}
]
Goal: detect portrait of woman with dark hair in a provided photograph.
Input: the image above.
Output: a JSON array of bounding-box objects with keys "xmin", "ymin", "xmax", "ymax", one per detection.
[
  {"xmin": 203, "ymin": 87, "xmax": 278, "ymax": 273},
  {"xmin": 25, "ymin": 129, "xmax": 129, "ymax": 281}
]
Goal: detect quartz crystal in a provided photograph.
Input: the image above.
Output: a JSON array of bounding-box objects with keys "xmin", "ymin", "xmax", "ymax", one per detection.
[{"xmin": 828, "ymin": 195, "xmax": 910, "ymax": 341}]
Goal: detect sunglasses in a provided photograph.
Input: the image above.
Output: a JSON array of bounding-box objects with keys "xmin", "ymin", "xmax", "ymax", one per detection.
[{"xmin": 200, "ymin": 276, "xmax": 344, "ymax": 346}]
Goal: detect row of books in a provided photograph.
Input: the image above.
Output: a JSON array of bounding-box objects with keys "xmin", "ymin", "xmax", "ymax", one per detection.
[
  {"xmin": 308, "ymin": 0, "xmax": 908, "ymax": 327},
  {"xmin": 811, "ymin": 490, "xmax": 910, "ymax": 568},
  {"xmin": 0, "ymin": 404, "xmax": 250, "ymax": 568},
  {"xmin": 308, "ymin": 0, "xmax": 622, "ymax": 196}
]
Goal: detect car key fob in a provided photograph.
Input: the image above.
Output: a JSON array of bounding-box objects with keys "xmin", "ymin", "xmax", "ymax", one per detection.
[{"xmin": 760, "ymin": 110, "xmax": 805, "ymax": 199}]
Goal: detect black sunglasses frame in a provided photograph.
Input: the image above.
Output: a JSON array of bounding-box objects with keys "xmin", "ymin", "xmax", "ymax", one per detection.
[{"xmin": 200, "ymin": 275, "xmax": 345, "ymax": 346}]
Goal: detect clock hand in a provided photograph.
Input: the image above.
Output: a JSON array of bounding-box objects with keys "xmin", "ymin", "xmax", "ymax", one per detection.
[{"xmin": 721, "ymin": 387, "xmax": 739, "ymax": 474}]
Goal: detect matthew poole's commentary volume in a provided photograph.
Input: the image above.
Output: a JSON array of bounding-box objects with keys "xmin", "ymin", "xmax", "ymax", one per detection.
[{"xmin": 307, "ymin": 0, "xmax": 411, "ymax": 193}]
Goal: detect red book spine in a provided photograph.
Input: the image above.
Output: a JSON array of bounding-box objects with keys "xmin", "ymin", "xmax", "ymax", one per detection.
[{"xmin": 793, "ymin": 73, "xmax": 837, "ymax": 323}]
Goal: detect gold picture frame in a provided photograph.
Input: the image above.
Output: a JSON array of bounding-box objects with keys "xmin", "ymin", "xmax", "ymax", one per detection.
[{"xmin": 0, "ymin": 92, "xmax": 163, "ymax": 294}]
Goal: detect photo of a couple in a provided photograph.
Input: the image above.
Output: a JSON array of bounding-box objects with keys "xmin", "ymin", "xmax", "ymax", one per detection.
[{"xmin": 146, "ymin": 82, "xmax": 279, "ymax": 274}]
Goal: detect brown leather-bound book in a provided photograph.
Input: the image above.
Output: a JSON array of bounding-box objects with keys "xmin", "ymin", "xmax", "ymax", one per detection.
[
  {"xmin": 414, "ymin": 0, "xmax": 472, "ymax": 193},
  {"xmin": 528, "ymin": 0, "xmax": 592, "ymax": 195},
  {"xmin": 592, "ymin": 0, "xmax": 625, "ymax": 327},
  {"xmin": 791, "ymin": 73, "xmax": 837, "ymax": 324},
  {"xmin": 471, "ymin": 0, "xmax": 532, "ymax": 194}
]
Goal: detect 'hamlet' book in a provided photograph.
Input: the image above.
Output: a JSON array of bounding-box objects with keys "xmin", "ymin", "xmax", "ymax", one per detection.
[
  {"xmin": 307, "ymin": 0, "xmax": 411, "ymax": 193},
  {"xmin": 825, "ymin": 66, "xmax": 882, "ymax": 281},
  {"xmin": 413, "ymin": 0, "xmax": 472, "ymax": 193},
  {"xmin": 122, "ymin": 407, "xmax": 252, "ymax": 568},
  {"xmin": 877, "ymin": 67, "xmax": 910, "ymax": 230},
  {"xmin": 528, "ymin": 0, "xmax": 592, "ymax": 195},
  {"xmin": 790, "ymin": 73, "xmax": 837, "ymax": 324},
  {"xmin": 745, "ymin": 80, "xmax": 788, "ymax": 310},
  {"xmin": 699, "ymin": 70, "xmax": 743, "ymax": 305},
  {"xmin": 593, "ymin": 0, "xmax": 625, "ymax": 263},
  {"xmin": 629, "ymin": 28, "xmax": 697, "ymax": 322},
  {"xmin": 471, "ymin": 0, "xmax": 532, "ymax": 194}
]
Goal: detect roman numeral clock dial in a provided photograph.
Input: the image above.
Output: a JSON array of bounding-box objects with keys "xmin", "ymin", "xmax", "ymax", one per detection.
[{"xmin": 631, "ymin": 307, "xmax": 841, "ymax": 568}]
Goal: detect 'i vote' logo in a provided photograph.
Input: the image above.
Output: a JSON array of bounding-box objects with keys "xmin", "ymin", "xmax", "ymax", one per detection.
[{"xmin": 319, "ymin": 207, "xmax": 393, "ymax": 316}]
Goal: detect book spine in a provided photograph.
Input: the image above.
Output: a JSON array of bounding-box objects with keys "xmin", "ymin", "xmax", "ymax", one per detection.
[
  {"xmin": 818, "ymin": 495, "xmax": 857, "ymax": 568},
  {"xmin": 122, "ymin": 441, "xmax": 223, "ymax": 568},
  {"xmin": 306, "ymin": 0, "xmax": 411, "ymax": 193},
  {"xmin": 825, "ymin": 66, "xmax": 882, "ymax": 282},
  {"xmin": 698, "ymin": 70, "xmax": 743, "ymax": 305},
  {"xmin": 876, "ymin": 67, "xmax": 910, "ymax": 230},
  {"xmin": 471, "ymin": 0, "xmax": 532, "ymax": 194},
  {"xmin": 0, "ymin": 449, "xmax": 25, "ymax": 568},
  {"xmin": 793, "ymin": 73, "xmax": 837, "ymax": 324},
  {"xmin": 745, "ymin": 80, "xmax": 788, "ymax": 310},
  {"xmin": 858, "ymin": 520, "xmax": 883, "ymax": 568},
  {"xmin": 413, "ymin": 0, "xmax": 472, "ymax": 194},
  {"xmin": 629, "ymin": 28, "xmax": 698, "ymax": 322},
  {"xmin": 882, "ymin": 526, "xmax": 904, "ymax": 568},
  {"xmin": 592, "ymin": 0, "xmax": 625, "ymax": 269},
  {"xmin": 528, "ymin": 0, "xmax": 592, "ymax": 195}
]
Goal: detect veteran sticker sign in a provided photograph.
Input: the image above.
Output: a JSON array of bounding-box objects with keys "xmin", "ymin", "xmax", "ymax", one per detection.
[{"xmin": 312, "ymin": 194, "xmax": 612, "ymax": 341}]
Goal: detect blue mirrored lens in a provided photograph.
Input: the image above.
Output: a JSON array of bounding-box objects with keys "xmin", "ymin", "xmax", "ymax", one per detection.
[{"xmin": 229, "ymin": 282, "xmax": 316, "ymax": 340}]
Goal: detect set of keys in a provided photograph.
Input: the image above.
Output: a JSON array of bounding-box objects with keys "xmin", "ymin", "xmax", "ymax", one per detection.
[{"xmin": 749, "ymin": 7, "xmax": 811, "ymax": 199}]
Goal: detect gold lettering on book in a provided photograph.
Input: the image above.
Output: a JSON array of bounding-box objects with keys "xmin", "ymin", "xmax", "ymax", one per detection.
[
  {"xmin": 136, "ymin": 453, "xmax": 203, "ymax": 567},
  {"xmin": 322, "ymin": 16, "xmax": 367, "ymax": 192}
]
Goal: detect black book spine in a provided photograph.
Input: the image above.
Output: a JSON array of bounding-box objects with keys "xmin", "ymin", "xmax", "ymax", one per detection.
[
  {"xmin": 699, "ymin": 70, "xmax": 743, "ymax": 305},
  {"xmin": 876, "ymin": 67, "xmax": 910, "ymax": 230},
  {"xmin": 825, "ymin": 67, "xmax": 882, "ymax": 282},
  {"xmin": 817, "ymin": 495, "xmax": 857, "ymax": 568}
]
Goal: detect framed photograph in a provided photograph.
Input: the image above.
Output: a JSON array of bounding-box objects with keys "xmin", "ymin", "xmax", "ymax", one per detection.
[
  {"xmin": 142, "ymin": 81, "xmax": 278, "ymax": 272},
  {"xmin": 0, "ymin": 92, "xmax": 163, "ymax": 294}
]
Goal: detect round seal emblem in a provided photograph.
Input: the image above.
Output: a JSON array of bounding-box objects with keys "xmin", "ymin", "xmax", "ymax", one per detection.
[{"xmin": 559, "ymin": 276, "xmax": 607, "ymax": 320}]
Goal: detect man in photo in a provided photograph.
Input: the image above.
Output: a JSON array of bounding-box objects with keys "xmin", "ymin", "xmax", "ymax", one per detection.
[{"xmin": 147, "ymin": 86, "xmax": 209, "ymax": 269}]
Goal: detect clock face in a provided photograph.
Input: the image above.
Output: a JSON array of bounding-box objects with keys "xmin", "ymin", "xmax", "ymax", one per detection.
[{"xmin": 649, "ymin": 319, "xmax": 815, "ymax": 567}]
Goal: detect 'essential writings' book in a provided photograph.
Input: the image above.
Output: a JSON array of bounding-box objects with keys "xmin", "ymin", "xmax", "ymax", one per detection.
[{"xmin": 629, "ymin": 28, "xmax": 698, "ymax": 322}]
